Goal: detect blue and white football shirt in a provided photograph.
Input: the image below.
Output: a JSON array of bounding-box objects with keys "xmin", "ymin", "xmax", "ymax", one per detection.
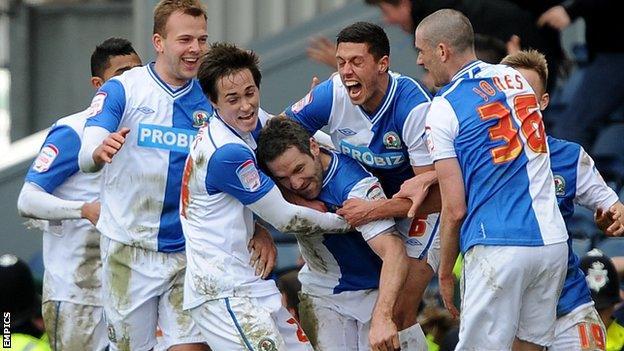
[
  {"xmin": 84, "ymin": 63, "xmax": 213, "ymax": 252},
  {"xmin": 25, "ymin": 109, "xmax": 102, "ymax": 306},
  {"xmin": 548, "ymin": 136, "xmax": 619, "ymax": 317},
  {"xmin": 426, "ymin": 61, "xmax": 568, "ymax": 253},
  {"xmin": 298, "ymin": 150, "xmax": 395, "ymax": 297},
  {"xmin": 285, "ymin": 72, "xmax": 432, "ymax": 196},
  {"xmin": 180, "ymin": 114, "xmax": 278, "ymax": 310}
]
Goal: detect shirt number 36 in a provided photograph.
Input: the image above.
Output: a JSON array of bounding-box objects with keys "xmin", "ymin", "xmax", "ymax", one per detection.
[{"xmin": 477, "ymin": 93, "xmax": 547, "ymax": 164}]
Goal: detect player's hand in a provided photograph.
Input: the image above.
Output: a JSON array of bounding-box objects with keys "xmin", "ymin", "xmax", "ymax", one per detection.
[
  {"xmin": 93, "ymin": 127, "xmax": 130, "ymax": 165},
  {"xmin": 595, "ymin": 203, "xmax": 624, "ymax": 237},
  {"xmin": 537, "ymin": 5, "xmax": 571, "ymax": 30},
  {"xmin": 81, "ymin": 201, "xmax": 100, "ymax": 226},
  {"xmin": 439, "ymin": 274, "xmax": 459, "ymax": 319},
  {"xmin": 307, "ymin": 36, "xmax": 337, "ymax": 68},
  {"xmin": 393, "ymin": 171, "xmax": 437, "ymax": 218},
  {"xmin": 309, "ymin": 76, "xmax": 321, "ymax": 91},
  {"xmin": 337, "ymin": 198, "xmax": 379, "ymax": 227},
  {"xmin": 248, "ymin": 224, "xmax": 277, "ymax": 278},
  {"xmin": 506, "ymin": 35, "xmax": 521, "ymax": 55},
  {"xmin": 280, "ymin": 185, "xmax": 328, "ymax": 212},
  {"xmin": 369, "ymin": 315, "xmax": 400, "ymax": 351}
]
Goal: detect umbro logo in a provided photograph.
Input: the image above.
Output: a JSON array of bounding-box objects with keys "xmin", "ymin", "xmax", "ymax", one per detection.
[
  {"xmin": 137, "ymin": 106, "xmax": 155, "ymax": 114},
  {"xmin": 338, "ymin": 128, "xmax": 357, "ymax": 136}
]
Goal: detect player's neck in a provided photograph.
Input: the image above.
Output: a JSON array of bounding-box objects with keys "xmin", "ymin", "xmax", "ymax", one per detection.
[
  {"xmin": 361, "ymin": 72, "xmax": 390, "ymax": 114},
  {"xmin": 448, "ymin": 53, "xmax": 478, "ymax": 80},
  {"xmin": 153, "ymin": 60, "xmax": 190, "ymax": 87},
  {"xmin": 319, "ymin": 148, "xmax": 333, "ymax": 173}
]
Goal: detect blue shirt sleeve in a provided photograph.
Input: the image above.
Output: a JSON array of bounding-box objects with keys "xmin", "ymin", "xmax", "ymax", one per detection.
[
  {"xmin": 284, "ymin": 78, "xmax": 334, "ymax": 134},
  {"xmin": 25, "ymin": 125, "xmax": 81, "ymax": 193},
  {"xmin": 205, "ymin": 143, "xmax": 275, "ymax": 205},
  {"xmin": 85, "ymin": 79, "xmax": 126, "ymax": 132}
]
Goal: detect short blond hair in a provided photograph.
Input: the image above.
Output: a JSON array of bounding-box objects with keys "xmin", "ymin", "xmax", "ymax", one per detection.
[
  {"xmin": 501, "ymin": 49, "xmax": 548, "ymax": 92},
  {"xmin": 153, "ymin": 0, "xmax": 207, "ymax": 36}
]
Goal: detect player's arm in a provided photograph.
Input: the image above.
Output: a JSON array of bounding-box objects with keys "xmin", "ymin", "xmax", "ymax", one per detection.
[
  {"xmin": 572, "ymin": 146, "xmax": 624, "ymax": 236},
  {"xmin": 78, "ymin": 80, "xmax": 128, "ymax": 172},
  {"xmin": 282, "ymin": 78, "xmax": 334, "ymax": 135},
  {"xmin": 426, "ymin": 97, "xmax": 462, "ymax": 318},
  {"xmin": 435, "ymin": 157, "xmax": 465, "ymax": 318},
  {"xmin": 367, "ymin": 229, "xmax": 408, "ymax": 350},
  {"xmin": 18, "ymin": 125, "xmax": 100, "ymax": 224},
  {"xmin": 207, "ymin": 143, "xmax": 350, "ymax": 236}
]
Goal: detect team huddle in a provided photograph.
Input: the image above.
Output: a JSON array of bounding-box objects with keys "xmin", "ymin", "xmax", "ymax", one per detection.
[{"xmin": 16, "ymin": 0, "xmax": 624, "ymax": 350}]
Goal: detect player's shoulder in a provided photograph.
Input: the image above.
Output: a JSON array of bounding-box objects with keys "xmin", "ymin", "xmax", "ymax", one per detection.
[
  {"xmin": 547, "ymin": 136, "xmax": 582, "ymax": 153},
  {"xmin": 54, "ymin": 108, "xmax": 92, "ymax": 131},
  {"xmin": 393, "ymin": 72, "xmax": 432, "ymax": 104},
  {"xmin": 333, "ymin": 151, "xmax": 370, "ymax": 180}
]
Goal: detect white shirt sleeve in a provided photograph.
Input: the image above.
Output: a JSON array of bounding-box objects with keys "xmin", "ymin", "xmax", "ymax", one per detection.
[
  {"xmin": 574, "ymin": 147, "xmax": 619, "ymax": 211},
  {"xmin": 248, "ymin": 187, "xmax": 350, "ymax": 235},
  {"xmin": 348, "ymin": 177, "xmax": 397, "ymax": 241},
  {"xmin": 425, "ymin": 97, "xmax": 459, "ymax": 161},
  {"xmin": 78, "ymin": 126, "xmax": 110, "ymax": 173},
  {"xmin": 403, "ymin": 102, "xmax": 433, "ymax": 167},
  {"xmin": 17, "ymin": 182, "xmax": 84, "ymax": 220}
]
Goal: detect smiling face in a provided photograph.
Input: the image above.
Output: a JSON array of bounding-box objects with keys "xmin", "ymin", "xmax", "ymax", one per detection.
[
  {"xmin": 211, "ymin": 68, "xmax": 260, "ymax": 133},
  {"xmin": 153, "ymin": 11, "xmax": 208, "ymax": 86},
  {"xmin": 336, "ymin": 42, "xmax": 389, "ymax": 113},
  {"xmin": 266, "ymin": 141, "xmax": 324, "ymax": 200}
]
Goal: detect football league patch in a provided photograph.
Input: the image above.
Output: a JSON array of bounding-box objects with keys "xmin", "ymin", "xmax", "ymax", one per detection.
[
  {"xmin": 366, "ymin": 183, "xmax": 385, "ymax": 200},
  {"xmin": 87, "ymin": 92, "xmax": 107, "ymax": 117},
  {"xmin": 424, "ymin": 126, "xmax": 434, "ymax": 153},
  {"xmin": 291, "ymin": 91, "xmax": 313, "ymax": 114},
  {"xmin": 33, "ymin": 144, "xmax": 59, "ymax": 173},
  {"xmin": 236, "ymin": 160, "xmax": 261, "ymax": 191}
]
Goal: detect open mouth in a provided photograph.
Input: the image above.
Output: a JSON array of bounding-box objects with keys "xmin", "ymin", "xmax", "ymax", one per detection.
[
  {"xmin": 182, "ymin": 57, "xmax": 199, "ymax": 69},
  {"xmin": 238, "ymin": 112, "xmax": 255, "ymax": 121},
  {"xmin": 345, "ymin": 80, "xmax": 363, "ymax": 100}
]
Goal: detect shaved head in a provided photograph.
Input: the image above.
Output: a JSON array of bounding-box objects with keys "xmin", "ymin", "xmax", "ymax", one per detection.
[{"xmin": 416, "ymin": 9, "xmax": 475, "ymax": 54}]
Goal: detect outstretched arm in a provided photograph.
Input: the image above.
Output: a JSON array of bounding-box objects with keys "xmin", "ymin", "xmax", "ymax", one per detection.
[{"xmin": 248, "ymin": 187, "xmax": 350, "ymax": 236}]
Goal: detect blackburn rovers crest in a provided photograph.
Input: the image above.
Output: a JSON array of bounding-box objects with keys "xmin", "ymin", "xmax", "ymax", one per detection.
[
  {"xmin": 383, "ymin": 131, "xmax": 401, "ymax": 149},
  {"xmin": 553, "ymin": 175, "xmax": 566, "ymax": 196},
  {"xmin": 192, "ymin": 110, "xmax": 210, "ymax": 128}
]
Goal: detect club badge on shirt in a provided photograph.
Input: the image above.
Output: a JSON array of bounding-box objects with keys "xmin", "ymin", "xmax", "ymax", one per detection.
[
  {"xmin": 33, "ymin": 144, "xmax": 59, "ymax": 173},
  {"xmin": 236, "ymin": 160, "xmax": 261, "ymax": 191}
]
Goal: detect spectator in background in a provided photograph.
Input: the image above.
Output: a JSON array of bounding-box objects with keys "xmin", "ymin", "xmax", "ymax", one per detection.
[
  {"xmin": 580, "ymin": 250, "xmax": 624, "ymax": 351},
  {"xmin": 536, "ymin": 0, "xmax": 624, "ymax": 150},
  {"xmin": 0, "ymin": 253, "xmax": 50, "ymax": 351},
  {"xmin": 308, "ymin": 0, "xmax": 565, "ymax": 90}
]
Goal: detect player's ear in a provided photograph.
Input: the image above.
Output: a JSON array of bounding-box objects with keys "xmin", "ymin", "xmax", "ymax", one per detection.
[
  {"xmin": 539, "ymin": 93, "xmax": 550, "ymax": 111},
  {"xmin": 91, "ymin": 76, "xmax": 105, "ymax": 90},
  {"xmin": 309, "ymin": 137, "xmax": 320, "ymax": 157},
  {"xmin": 153, "ymin": 33, "xmax": 164, "ymax": 54},
  {"xmin": 378, "ymin": 55, "xmax": 389, "ymax": 74}
]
